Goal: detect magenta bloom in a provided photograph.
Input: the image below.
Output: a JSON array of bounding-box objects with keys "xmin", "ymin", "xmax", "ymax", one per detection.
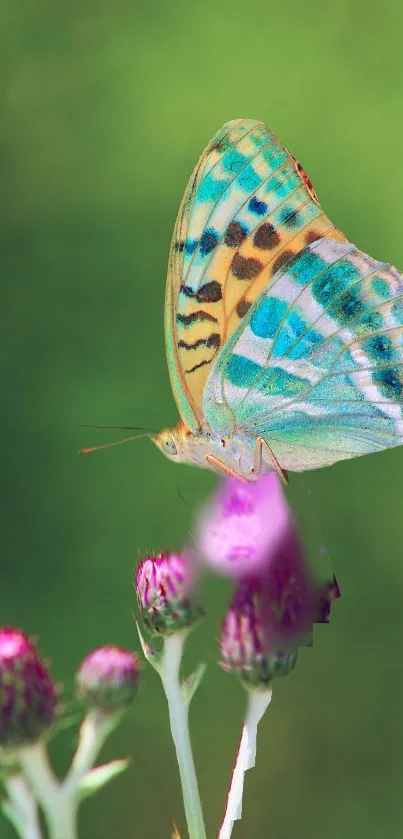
[
  {"xmin": 220, "ymin": 579, "xmax": 298, "ymax": 688},
  {"xmin": 220, "ymin": 571, "xmax": 340, "ymax": 687},
  {"xmin": 197, "ymin": 473, "xmax": 299, "ymax": 580},
  {"xmin": 77, "ymin": 646, "xmax": 141, "ymax": 711},
  {"xmin": 0, "ymin": 628, "xmax": 58, "ymax": 748},
  {"xmin": 198, "ymin": 474, "xmax": 340, "ymax": 648},
  {"xmin": 136, "ymin": 553, "xmax": 201, "ymax": 635}
]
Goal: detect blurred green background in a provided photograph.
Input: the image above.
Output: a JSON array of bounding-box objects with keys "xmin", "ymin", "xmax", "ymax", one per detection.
[{"xmin": 2, "ymin": 1, "xmax": 403, "ymax": 837}]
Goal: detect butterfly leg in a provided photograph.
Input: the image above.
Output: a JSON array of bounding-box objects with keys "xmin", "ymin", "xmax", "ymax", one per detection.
[
  {"xmin": 205, "ymin": 454, "xmax": 248, "ymax": 484},
  {"xmin": 253, "ymin": 437, "xmax": 289, "ymax": 486}
]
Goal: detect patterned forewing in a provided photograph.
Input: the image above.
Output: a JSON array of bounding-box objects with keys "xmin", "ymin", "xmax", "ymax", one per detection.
[
  {"xmin": 203, "ymin": 239, "xmax": 403, "ymax": 470},
  {"xmin": 165, "ymin": 118, "xmax": 345, "ymax": 428}
]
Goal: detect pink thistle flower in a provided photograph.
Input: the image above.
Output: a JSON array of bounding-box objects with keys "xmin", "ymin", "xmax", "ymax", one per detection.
[
  {"xmin": 76, "ymin": 646, "xmax": 141, "ymax": 711},
  {"xmin": 197, "ymin": 473, "xmax": 340, "ymax": 649},
  {"xmin": 220, "ymin": 579, "xmax": 298, "ymax": 688},
  {"xmin": 135, "ymin": 553, "xmax": 202, "ymax": 635},
  {"xmin": 197, "ymin": 473, "xmax": 296, "ymax": 580},
  {"xmin": 0, "ymin": 628, "xmax": 59, "ymax": 749},
  {"xmin": 220, "ymin": 572, "xmax": 340, "ymax": 688}
]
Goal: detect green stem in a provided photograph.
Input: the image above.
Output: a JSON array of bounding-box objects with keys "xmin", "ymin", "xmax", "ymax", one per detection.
[
  {"xmin": 19, "ymin": 744, "xmax": 77, "ymax": 839},
  {"xmin": 160, "ymin": 634, "xmax": 207, "ymax": 839},
  {"xmin": 18, "ymin": 712, "xmax": 116, "ymax": 839},
  {"xmin": 3, "ymin": 773, "xmax": 43, "ymax": 839},
  {"xmin": 64, "ymin": 710, "xmax": 115, "ymax": 796}
]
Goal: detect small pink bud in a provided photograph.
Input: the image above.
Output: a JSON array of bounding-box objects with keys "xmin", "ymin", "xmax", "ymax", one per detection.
[
  {"xmin": 135, "ymin": 553, "xmax": 201, "ymax": 635},
  {"xmin": 0, "ymin": 628, "xmax": 58, "ymax": 749},
  {"xmin": 76, "ymin": 646, "xmax": 141, "ymax": 711}
]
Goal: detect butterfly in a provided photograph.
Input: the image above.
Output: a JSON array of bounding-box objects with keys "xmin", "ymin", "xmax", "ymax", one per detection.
[{"xmin": 151, "ymin": 118, "xmax": 403, "ymax": 483}]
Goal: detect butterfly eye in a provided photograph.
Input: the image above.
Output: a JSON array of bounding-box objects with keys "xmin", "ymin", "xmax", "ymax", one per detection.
[{"xmin": 163, "ymin": 436, "xmax": 177, "ymax": 456}]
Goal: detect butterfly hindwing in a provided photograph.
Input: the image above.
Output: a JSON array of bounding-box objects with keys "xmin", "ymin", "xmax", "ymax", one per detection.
[
  {"xmin": 165, "ymin": 119, "xmax": 345, "ymax": 431},
  {"xmin": 203, "ymin": 239, "xmax": 403, "ymax": 470}
]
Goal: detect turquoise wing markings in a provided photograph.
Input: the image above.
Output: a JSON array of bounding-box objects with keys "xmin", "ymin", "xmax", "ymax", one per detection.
[{"xmin": 203, "ymin": 238, "xmax": 403, "ymax": 470}]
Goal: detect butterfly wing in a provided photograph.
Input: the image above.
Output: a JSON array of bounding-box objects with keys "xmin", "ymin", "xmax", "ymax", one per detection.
[
  {"xmin": 165, "ymin": 119, "xmax": 345, "ymax": 431},
  {"xmin": 203, "ymin": 238, "xmax": 403, "ymax": 471}
]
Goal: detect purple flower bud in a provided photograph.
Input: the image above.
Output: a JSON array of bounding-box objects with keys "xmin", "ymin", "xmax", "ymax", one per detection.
[
  {"xmin": 0, "ymin": 628, "xmax": 58, "ymax": 749},
  {"xmin": 220, "ymin": 582, "xmax": 298, "ymax": 688},
  {"xmin": 197, "ymin": 474, "xmax": 298, "ymax": 580},
  {"xmin": 135, "ymin": 553, "xmax": 201, "ymax": 635},
  {"xmin": 76, "ymin": 647, "xmax": 141, "ymax": 712}
]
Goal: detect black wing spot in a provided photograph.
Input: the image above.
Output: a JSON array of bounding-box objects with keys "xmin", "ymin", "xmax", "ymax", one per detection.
[
  {"xmin": 271, "ymin": 250, "xmax": 295, "ymax": 276},
  {"xmin": 186, "ymin": 357, "xmax": 216, "ymax": 374},
  {"xmin": 177, "ymin": 310, "xmax": 218, "ymax": 327},
  {"xmin": 180, "ymin": 281, "xmax": 222, "ymax": 303},
  {"xmin": 199, "ymin": 229, "xmax": 219, "ymax": 256},
  {"xmin": 224, "ymin": 221, "xmax": 248, "ymax": 248},
  {"xmin": 236, "ymin": 298, "xmax": 252, "ymax": 318},
  {"xmin": 253, "ymin": 223, "xmax": 280, "ymax": 250},
  {"xmin": 232, "ymin": 255, "xmax": 262, "ymax": 280},
  {"xmin": 178, "ymin": 334, "xmax": 221, "ymax": 351}
]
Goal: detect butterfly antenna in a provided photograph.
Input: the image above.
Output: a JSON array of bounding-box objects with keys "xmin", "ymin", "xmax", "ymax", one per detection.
[
  {"xmin": 80, "ymin": 424, "xmax": 156, "ymax": 432},
  {"xmin": 79, "ymin": 432, "xmax": 150, "ymax": 455}
]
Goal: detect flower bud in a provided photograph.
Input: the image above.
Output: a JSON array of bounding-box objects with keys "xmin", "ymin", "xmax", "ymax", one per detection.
[
  {"xmin": 220, "ymin": 584, "xmax": 298, "ymax": 689},
  {"xmin": 136, "ymin": 552, "xmax": 200, "ymax": 635},
  {"xmin": 76, "ymin": 647, "xmax": 140, "ymax": 712},
  {"xmin": 0, "ymin": 628, "xmax": 58, "ymax": 749}
]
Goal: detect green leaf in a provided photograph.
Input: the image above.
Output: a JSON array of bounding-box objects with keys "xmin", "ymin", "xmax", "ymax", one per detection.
[
  {"xmin": 1, "ymin": 799, "xmax": 20, "ymax": 832},
  {"xmin": 181, "ymin": 662, "xmax": 207, "ymax": 705},
  {"xmin": 136, "ymin": 622, "xmax": 162, "ymax": 671},
  {"xmin": 78, "ymin": 759, "xmax": 130, "ymax": 802}
]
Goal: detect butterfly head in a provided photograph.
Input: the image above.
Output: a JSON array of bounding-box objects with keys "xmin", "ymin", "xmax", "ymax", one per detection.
[
  {"xmin": 151, "ymin": 421, "xmax": 193, "ymax": 463},
  {"xmin": 152, "ymin": 421, "xmax": 260, "ymax": 480}
]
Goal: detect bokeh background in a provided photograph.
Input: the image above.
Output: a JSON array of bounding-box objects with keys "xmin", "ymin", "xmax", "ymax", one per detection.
[{"xmin": 2, "ymin": 1, "xmax": 403, "ymax": 837}]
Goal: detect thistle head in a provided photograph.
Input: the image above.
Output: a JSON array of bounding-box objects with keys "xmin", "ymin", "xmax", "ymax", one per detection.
[
  {"xmin": 197, "ymin": 473, "xmax": 298, "ymax": 579},
  {"xmin": 220, "ymin": 581, "xmax": 298, "ymax": 689},
  {"xmin": 76, "ymin": 646, "xmax": 141, "ymax": 712},
  {"xmin": 0, "ymin": 628, "xmax": 59, "ymax": 749},
  {"xmin": 135, "ymin": 552, "xmax": 201, "ymax": 635},
  {"xmin": 220, "ymin": 567, "xmax": 340, "ymax": 689}
]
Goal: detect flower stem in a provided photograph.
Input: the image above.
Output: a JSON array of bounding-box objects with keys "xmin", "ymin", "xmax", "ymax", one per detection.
[
  {"xmin": 64, "ymin": 709, "xmax": 115, "ymax": 796},
  {"xmin": 159, "ymin": 633, "xmax": 207, "ymax": 839},
  {"xmin": 19, "ymin": 743, "xmax": 77, "ymax": 839},
  {"xmin": 218, "ymin": 688, "xmax": 272, "ymax": 839},
  {"xmin": 18, "ymin": 712, "xmax": 116, "ymax": 839},
  {"xmin": 3, "ymin": 773, "xmax": 43, "ymax": 839}
]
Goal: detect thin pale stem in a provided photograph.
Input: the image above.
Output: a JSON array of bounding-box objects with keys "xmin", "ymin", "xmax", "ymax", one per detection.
[
  {"xmin": 18, "ymin": 712, "xmax": 117, "ymax": 839},
  {"xmin": 3, "ymin": 773, "xmax": 43, "ymax": 839},
  {"xmin": 218, "ymin": 688, "xmax": 272, "ymax": 839},
  {"xmin": 19, "ymin": 743, "xmax": 77, "ymax": 839},
  {"xmin": 64, "ymin": 709, "xmax": 115, "ymax": 796},
  {"xmin": 160, "ymin": 633, "xmax": 207, "ymax": 839}
]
